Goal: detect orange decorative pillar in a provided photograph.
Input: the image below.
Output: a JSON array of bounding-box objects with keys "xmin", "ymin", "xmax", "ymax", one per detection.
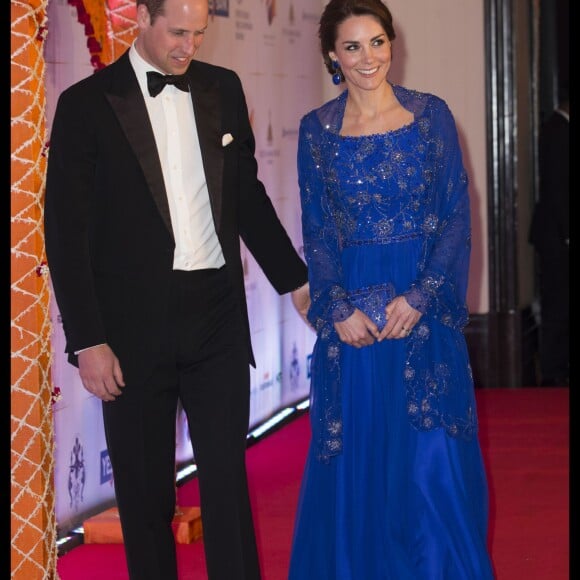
[
  {"xmin": 10, "ymin": 1, "xmax": 137, "ymax": 576},
  {"xmin": 11, "ymin": 0, "xmax": 57, "ymax": 578}
]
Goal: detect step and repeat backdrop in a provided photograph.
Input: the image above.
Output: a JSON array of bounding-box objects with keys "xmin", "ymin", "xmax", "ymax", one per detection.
[{"xmin": 45, "ymin": 0, "xmax": 322, "ymax": 536}]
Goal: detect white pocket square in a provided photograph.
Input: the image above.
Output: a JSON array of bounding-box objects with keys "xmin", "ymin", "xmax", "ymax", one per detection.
[{"xmin": 222, "ymin": 133, "xmax": 234, "ymax": 147}]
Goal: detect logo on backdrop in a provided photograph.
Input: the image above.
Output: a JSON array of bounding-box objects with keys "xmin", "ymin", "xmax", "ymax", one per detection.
[
  {"xmin": 259, "ymin": 110, "xmax": 281, "ymax": 165},
  {"xmin": 209, "ymin": 0, "xmax": 229, "ymax": 17},
  {"xmin": 267, "ymin": 110, "xmax": 273, "ymax": 145},
  {"xmin": 259, "ymin": 371, "xmax": 275, "ymax": 392},
  {"xmin": 282, "ymin": 127, "xmax": 299, "ymax": 139},
  {"xmin": 68, "ymin": 435, "xmax": 86, "ymax": 510},
  {"xmin": 301, "ymin": 9, "xmax": 319, "ymax": 23},
  {"xmin": 289, "ymin": 343, "xmax": 300, "ymax": 390},
  {"xmin": 282, "ymin": 2, "xmax": 300, "ymax": 44},
  {"xmin": 263, "ymin": 0, "xmax": 276, "ymax": 25},
  {"xmin": 234, "ymin": 4, "xmax": 253, "ymax": 40},
  {"xmin": 100, "ymin": 449, "xmax": 113, "ymax": 485}
]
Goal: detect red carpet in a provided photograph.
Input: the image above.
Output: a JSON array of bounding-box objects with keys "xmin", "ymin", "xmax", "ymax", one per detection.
[{"xmin": 57, "ymin": 387, "xmax": 569, "ymax": 579}]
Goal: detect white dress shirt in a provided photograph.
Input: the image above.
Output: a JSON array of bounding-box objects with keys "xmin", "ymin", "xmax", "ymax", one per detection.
[{"xmin": 129, "ymin": 42, "xmax": 225, "ymax": 271}]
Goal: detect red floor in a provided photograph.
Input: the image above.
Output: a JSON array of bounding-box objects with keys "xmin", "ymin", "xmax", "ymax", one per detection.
[{"xmin": 57, "ymin": 387, "xmax": 569, "ymax": 579}]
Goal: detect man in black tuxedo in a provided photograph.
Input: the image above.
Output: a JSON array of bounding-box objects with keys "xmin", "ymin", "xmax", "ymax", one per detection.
[
  {"xmin": 529, "ymin": 90, "xmax": 569, "ymax": 386},
  {"xmin": 44, "ymin": 1, "xmax": 310, "ymax": 578}
]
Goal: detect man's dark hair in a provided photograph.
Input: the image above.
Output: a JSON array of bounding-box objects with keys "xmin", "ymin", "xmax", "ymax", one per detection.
[{"xmin": 137, "ymin": 0, "xmax": 166, "ymax": 24}]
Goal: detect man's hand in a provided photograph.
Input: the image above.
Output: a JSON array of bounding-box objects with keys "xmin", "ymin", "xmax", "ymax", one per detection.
[
  {"xmin": 78, "ymin": 344, "xmax": 125, "ymax": 402},
  {"xmin": 291, "ymin": 282, "xmax": 311, "ymax": 327}
]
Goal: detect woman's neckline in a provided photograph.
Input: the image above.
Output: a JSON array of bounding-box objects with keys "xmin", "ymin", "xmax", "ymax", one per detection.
[{"xmin": 333, "ymin": 85, "xmax": 417, "ymax": 138}]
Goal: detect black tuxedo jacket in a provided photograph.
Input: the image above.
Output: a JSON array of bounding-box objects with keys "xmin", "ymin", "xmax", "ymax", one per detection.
[{"xmin": 45, "ymin": 51, "xmax": 307, "ymax": 384}]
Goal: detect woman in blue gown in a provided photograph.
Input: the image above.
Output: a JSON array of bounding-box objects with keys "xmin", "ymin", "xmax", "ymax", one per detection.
[{"xmin": 288, "ymin": 1, "xmax": 495, "ymax": 578}]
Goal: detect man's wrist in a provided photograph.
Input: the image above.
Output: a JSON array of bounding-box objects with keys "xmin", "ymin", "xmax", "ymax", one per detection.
[{"xmin": 74, "ymin": 343, "xmax": 106, "ymax": 355}]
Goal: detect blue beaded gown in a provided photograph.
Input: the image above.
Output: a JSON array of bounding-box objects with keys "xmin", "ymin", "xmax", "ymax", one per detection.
[{"xmin": 288, "ymin": 85, "xmax": 495, "ymax": 579}]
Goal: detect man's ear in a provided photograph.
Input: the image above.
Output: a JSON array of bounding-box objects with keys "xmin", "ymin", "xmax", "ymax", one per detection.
[{"xmin": 136, "ymin": 3, "xmax": 151, "ymax": 29}]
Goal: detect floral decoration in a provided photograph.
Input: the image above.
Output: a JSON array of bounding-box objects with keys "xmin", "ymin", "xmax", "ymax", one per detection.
[
  {"xmin": 36, "ymin": 260, "xmax": 48, "ymax": 277},
  {"xmin": 51, "ymin": 386, "xmax": 62, "ymax": 404},
  {"xmin": 67, "ymin": 0, "xmax": 111, "ymax": 70}
]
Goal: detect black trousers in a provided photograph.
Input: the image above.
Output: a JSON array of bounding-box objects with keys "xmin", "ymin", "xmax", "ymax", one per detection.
[{"xmin": 102, "ymin": 266, "xmax": 261, "ymax": 580}]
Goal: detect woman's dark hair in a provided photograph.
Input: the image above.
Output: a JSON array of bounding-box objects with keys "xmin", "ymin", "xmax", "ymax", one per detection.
[{"xmin": 319, "ymin": 0, "xmax": 396, "ymax": 75}]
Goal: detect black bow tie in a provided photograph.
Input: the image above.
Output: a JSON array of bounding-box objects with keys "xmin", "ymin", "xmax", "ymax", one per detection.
[{"xmin": 146, "ymin": 71, "xmax": 190, "ymax": 97}]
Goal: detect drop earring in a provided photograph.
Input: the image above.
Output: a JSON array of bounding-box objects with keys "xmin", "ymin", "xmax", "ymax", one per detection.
[{"xmin": 331, "ymin": 60, "xmax": 342, "ymax": 85}]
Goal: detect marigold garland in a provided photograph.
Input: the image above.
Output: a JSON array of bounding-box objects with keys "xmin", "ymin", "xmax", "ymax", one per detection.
[
  {"xmin": 11, "ymin": 0, "xmax": 57, "ymax": 575},
  {"xmin": 68, "ymin": 0, "xmax": 112, "ymax": 69}
]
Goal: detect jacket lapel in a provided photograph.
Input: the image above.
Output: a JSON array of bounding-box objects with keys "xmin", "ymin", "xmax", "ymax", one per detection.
[
  {"xmin": 103, "ymin": 54, "xmax": 225, "ymax": 236},
  {"xmin": 104, "ymin": 53, "xmax": 174, "ymax": 237},
  {"xmin": 188, "ymin": 68, "xmax": 224, "ymax": 231}
]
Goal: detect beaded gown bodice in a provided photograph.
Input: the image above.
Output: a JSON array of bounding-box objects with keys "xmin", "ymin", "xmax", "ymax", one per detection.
[{"xmin": 325, "ymin": 126, "xmax": 432, "ymax": 248}]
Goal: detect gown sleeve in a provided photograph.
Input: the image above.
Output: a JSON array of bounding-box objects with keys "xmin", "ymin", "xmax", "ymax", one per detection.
[
  {"xmin": 297, "ymin": 112, "xmax": 351, "ymax": 461},
  {"xmin": 297, "ymin": 113, "xmax": 355, "ymax": 334}
]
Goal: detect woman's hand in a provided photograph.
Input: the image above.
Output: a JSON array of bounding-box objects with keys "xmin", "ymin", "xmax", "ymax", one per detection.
[
  {"xmin": 378, "ymin": 296, "xmax": 422, "ymax": 341},
  {"xmin": 334, "ymin": 309, "xmax": 380, "ymax": 347}
]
